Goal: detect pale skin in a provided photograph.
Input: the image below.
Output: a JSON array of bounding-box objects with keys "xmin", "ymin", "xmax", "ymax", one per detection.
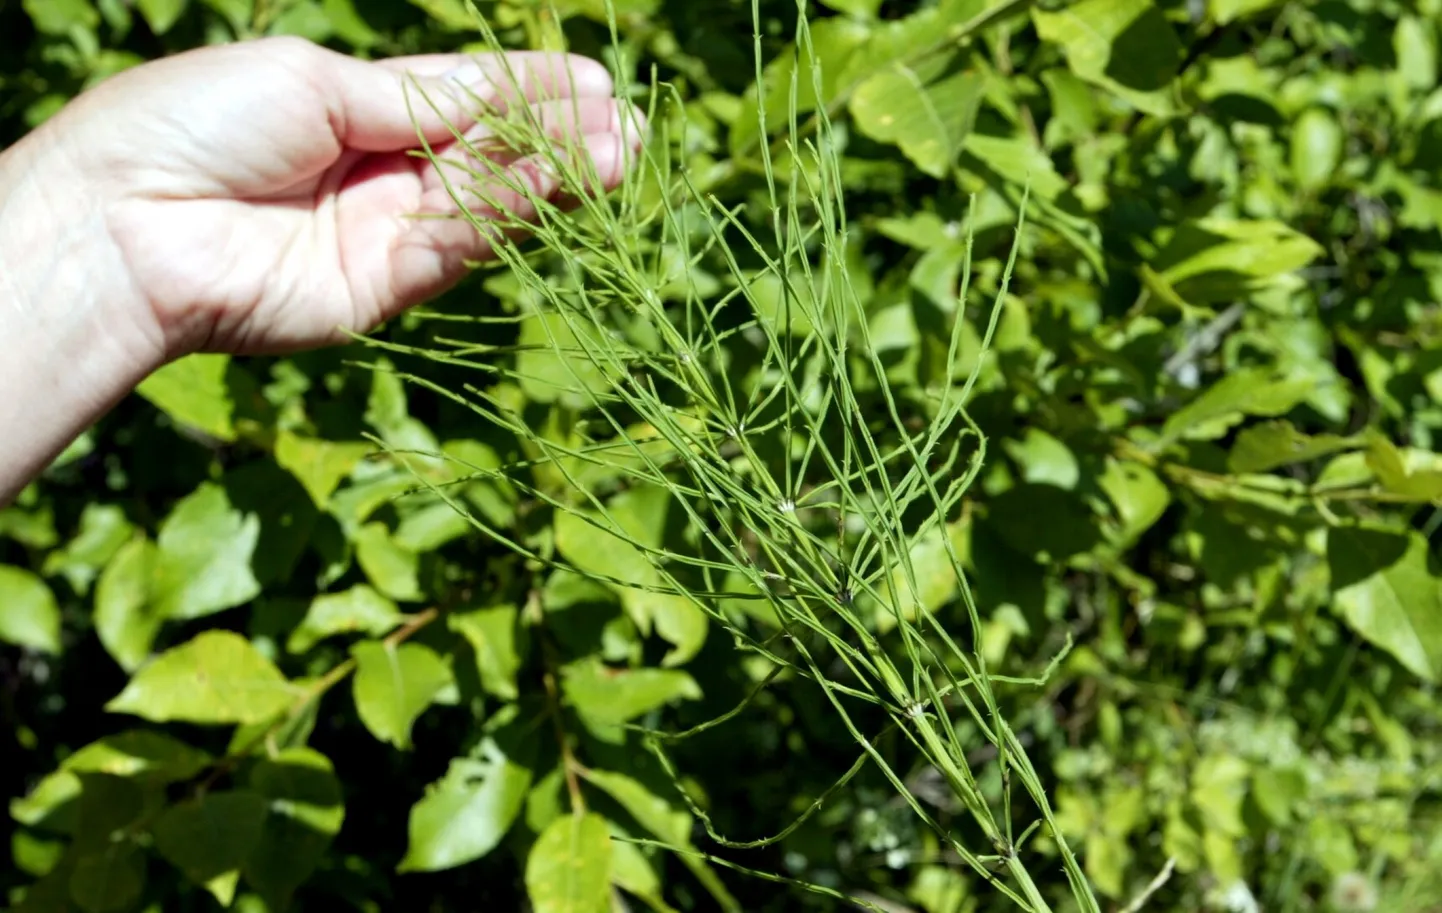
[{"xmin": 0, "ymin": 36, "xmax": 643, "ymax": 505}]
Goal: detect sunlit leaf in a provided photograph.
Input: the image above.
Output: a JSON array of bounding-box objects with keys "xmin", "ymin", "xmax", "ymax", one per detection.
[
  {"xmin": 525, "ymin": 813, "xmax": 612, "ymax": 913},
  {"xmin": 151, "ymin": 483, "xmax": 262, "ymax": 621},
  {"xmin": 274, "ymin": 431, "xmax": 372, "ymax": 508},
  {"xmin": 106, "ymin": 631, "xmax": 298, "ymax": 724},
  {"xmin": 1329, "ymin": 526, "xmax": 1442, "ymax": 682},
  {"xmin": 851, "ymin": 67, "xmax": 986, "ymax": 178},
  {"xmin": 399, "ymin": 738, "xmax": 533, "ymax": 872},
  {"xmin": 351, "ymin": 640, "xmax": 452, "ymax": 749},
  {"xmin": 561, "ymin": 657, "xmax": 700, "ymax": 742},
  {"xmin": 449, "ymin": 605, "xmax": 523, "ymax": 699},
  {"xmin": 135, "ymin": 0, "xmax": 189, "ymax": 33},
  {"xmin": 287, "ymin": 585, "xmax": 404, "ymax": 654},
  {"xmin": 1228, "ymin": 421, "xmax": 1358, "ymax": 473},
  {"xmin": 1032, "ymin": 0, "xmax": 1183, "ymax": 115},
  {"xmin": 355, "ymin": 522, "xmax": 424, "ymax": 602},
  {"xmin": 136, "ymin": 354, "xmax": 236, "ymax": 442},
  {"xmin": 42, "ymin": 504, "xmax": 133, "ymax": 596},
  {"xmin": 0, "ymin": 564, "xmax": 61, "ymax": 653}
]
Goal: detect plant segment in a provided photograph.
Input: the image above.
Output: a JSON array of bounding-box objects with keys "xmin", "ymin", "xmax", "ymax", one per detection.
[{"xmin": 376, "ymin": 3, "xmax": 1099, "ymax": 909}]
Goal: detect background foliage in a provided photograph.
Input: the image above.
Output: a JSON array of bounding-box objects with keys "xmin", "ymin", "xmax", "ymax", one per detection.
[{"xmin": 3, "ymin": 0, "xmax": 1442, "ymax": 911}]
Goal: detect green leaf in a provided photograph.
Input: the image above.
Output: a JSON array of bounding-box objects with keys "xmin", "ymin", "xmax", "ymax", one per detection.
[
  {"xmin": 223, "ymin": 460, "xmax": 317, "ymax": 587},
  {"xmin": 580, "ymin": 769, "xmax": 689, "ymax": 845},
  {"xmin": 584, "ymin": 774, "xmax": 726, "ymax": 911},
  {"xmin": 198, "ymin": 0, "xmax": 250, "ymax": 30},
  {"xmin": 1032, "ymin": 0, "xmax": 1183, "ymax": 116},
  {"xmin": 561, "ymin": 657, "xmax": 700, "ymax": 742},
  {"xmin": 0, "ymin": 565, "xmax": 61, "ymax": 653},
  {"xmin": 365, "ymin": 362, "xmax": 442, "ymax": 455},
  {"xmin": 267, "ymin": 0, "xmax": 333, "ymax": 39},
  {"xmin": 1152, "ymin": 218, "xmax": 1325, "ymax": 305},
  {"xmin": 136, "ymin": 354, "xmax": 236, "ymax": 441},
  {"xmin": 554, "ymin": 485, "xmax": 707, "ymax": 666},
  {"xmin": 1228, "ymin": 421, "xmax": 1358, "ymax": 473},
  {"xmin": 1004, "ymin": 428, "xmax": 1080, "ymax": 490},
  {"xmin": 516, "ymin": 311, "xmax": 618, "ymax": 408},
  {"xmin": 355, "ymin": 522, "xmax": 424, "ymax": 602},
  {"xmin": 23, "ymin": 0, "xmax": 100, "ymax": 34},
  {"xmin": 1160, "ymin": 368, "xmax": 1314, "ymax": 445},
  {"xmin": 1364, "ymin": 436, "xmax": 1442, "ymax": 502},
  {"xmin": 964, "ymin": 134, "xmax": 1071, "ymax": 201},
  {"xmin": 986, "ymin": 484, "xmax": 1103, "ymax": 562},
  {"xmin": 135, "ymin": 0, "xmax": 189, "ymax": 33},
  {"xmin": 834, "ymin": 0, "xmax": 1005, "ymax": 91},
  {"xmin": 286, "ymin": 585, "xmax": 403, "ymax": 654},
  {"xmin": 1251, "ymin": 765, "xmax": 1308, "ymax": 826},
  {"xmin": 11, "ymin": 731, "xmax": 212, "ymax": 831},
  {"xmin": 153, "ymin": 791, "xmax": 268, "ymax": 901},
  {"xmin": 819, "ymin": 0, "xmax": 883, "ymax": 15},
  {"xmin": 609, "ymin": 835, "xmax": 671, "ymax": 910},
  {"xmin": 68, "ymin": 842, "xmax": 145, "ymax": 913},
  {"xmin": 393, "ymin": 500, "xmax": 472, "ymax": 552},
  {"xmin": 94, "ymin": 537, "xmax": 161, "ymax": 672},
  {"xmin": 398, "ymin": 737, "xmax": 533, "ymax": 872},
  {"xmin": 864, "ymin": 520, "xmax": 969, "ymax": 634},
  {"xmin": 274, "ymin": 431, "xmax": 372, "ymax": 508},
  {"xmin": 440, "ymin": 438, "xmax": 518, "ymax": 530},
  {"xmin": 0, "ymin": 501, "xmax": 58, "ymax": 550},
  {"xmin": 106, "ymin": 630, "xmax": 297, "ymax": 724},
  {"xmin": 1395, "ymin": 15, "xmax": 1439, "ymax": 91},
  {"xmin": 42, "ymin": 504, "xmax": 134, "ymax": 596},
  {"xmin": 1290, "ymin": 108, "xmax": 1342, "ymax": 191},
  {"xmin": 1099, "ymin": 458, "xmax": 1171, "ymax": 544},
  {"xmin": 351, "ymin": 640, "xmax": 452, "ymax": 749},
  {"xmin": 851, "ymin": 67, "xmax": 986, "ymax": 178},
  {"xmin": 1209, "ymin": 0, "xmax": 1283, "ymax": 23},
  {"xmin": 449, "ymin": 605, "xmax": 523, "ymax": 699},
  {"xmin": 730, "ymin": 17, "xmax": 871, "ymax": 155},
  {"xmin": 243, "ymin": 747, "xmax": 345, "ymax": 910},
  {"xmin": 406, "ymin": 0, "xmax": 477, "ymax": 29},
  {"xmin": 71, "ymin": 773, "xmax": 147, "ymax": 855},
  {"xmin": 322, "ymin": 0, "xmax": 383, "ymax": 47},
  {"xmin": 152, "ymin": 483, "xmax": 262, "ymax": 620},
  {"xmin": 1329, "ymin": 526, "xmax": 1442, "ymax": 682},
  {"xmin": 67, "ymin": 730, "xmax": 213, "ymax": 781},
  {"xmin": 525, "ymin": 813, "xmax": 612, "ymax": 913}
]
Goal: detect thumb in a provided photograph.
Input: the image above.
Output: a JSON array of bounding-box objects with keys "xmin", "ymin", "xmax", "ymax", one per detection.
[{"xmin": 311, "ymin": 47, "xmax": 618, "ymax": 153}]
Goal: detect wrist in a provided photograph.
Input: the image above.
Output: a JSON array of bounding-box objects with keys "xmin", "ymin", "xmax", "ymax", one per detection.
[{"xmin": 0, "ymin": 128, "xmax": 165, "ymax": 502}]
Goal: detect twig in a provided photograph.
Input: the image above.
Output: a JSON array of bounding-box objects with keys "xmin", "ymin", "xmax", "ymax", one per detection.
[
  {"xmin": 535, "ymin": 588, "xmax": 587, "ymax": 815},
  {"xmin": 1118, "ymin": 857, "xmax": 1176, "ymax": 913},
  {"xmin": 194, "ymin": 607, "xmax": 442, "ymax": 794}
]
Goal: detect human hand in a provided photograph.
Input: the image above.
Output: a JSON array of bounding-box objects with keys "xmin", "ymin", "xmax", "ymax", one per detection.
[
  {"xmin": 0, "ymin": 37, "xmax": 641, "ymax": 502},
  {"xmin": 29, "ymin": 37, "xmax": 641, "ymax": 361}
]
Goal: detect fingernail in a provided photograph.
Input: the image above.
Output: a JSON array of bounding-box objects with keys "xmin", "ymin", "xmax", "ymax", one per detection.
[{"xmin": 438, "ymin": 59, "xmax": 504, "ymax": 98}]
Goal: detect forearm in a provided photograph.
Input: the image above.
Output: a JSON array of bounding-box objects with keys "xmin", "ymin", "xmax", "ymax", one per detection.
[{"xmin": 0, "ymin": 132, "xmax": 159, "ymax": 505}]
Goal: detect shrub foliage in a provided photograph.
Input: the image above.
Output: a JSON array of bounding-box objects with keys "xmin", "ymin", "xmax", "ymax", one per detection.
[{"xmin": 3, "ymin": 0, "xmax": 1442, "ymax": 911}]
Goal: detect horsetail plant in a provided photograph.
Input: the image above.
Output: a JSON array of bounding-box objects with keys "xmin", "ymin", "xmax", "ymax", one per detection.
[{"xmin": 366, "ymin": 1, "xmax": 1103, "ymax": 909}]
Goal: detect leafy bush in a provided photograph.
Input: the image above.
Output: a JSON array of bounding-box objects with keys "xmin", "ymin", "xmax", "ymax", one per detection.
[{"xmin": 4, "ymin": 0, "xmax": 1442, "ymax": 912}]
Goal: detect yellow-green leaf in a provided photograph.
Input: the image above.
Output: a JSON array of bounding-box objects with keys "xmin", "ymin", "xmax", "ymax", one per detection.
[
  {"xmin": 0, "ymin": 565, "xmax": 61, "ymax": 654},
  {"xmin": 525, "ymin": 813, "xmax": 612, "ymax": 913},
  {"xmin": 136, "ymin": 354, "xmax": 236, "ymax": 442},
  {"xmin": 106, "ymin": 630, "xmax": 297, "ymax": 724},
  {"xmin": 351, "ymin": 640, "xmax": 452, "ymax": 749}
]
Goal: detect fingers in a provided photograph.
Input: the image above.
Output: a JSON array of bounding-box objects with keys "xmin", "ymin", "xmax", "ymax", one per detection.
[
  {"xmin": 383, "ymin": 129, "xmax": 638, "ymax": 319},
  {"xmin": 430, "ymin": 96, "xmax": 642, "ymax": 181},
  {"xmin": 316, "ymin": 45, "xmax": 616, "ymax": 152},
  {"xmin": 379, "ymin": 51, "xmax": 615, "ymax": 108}
]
